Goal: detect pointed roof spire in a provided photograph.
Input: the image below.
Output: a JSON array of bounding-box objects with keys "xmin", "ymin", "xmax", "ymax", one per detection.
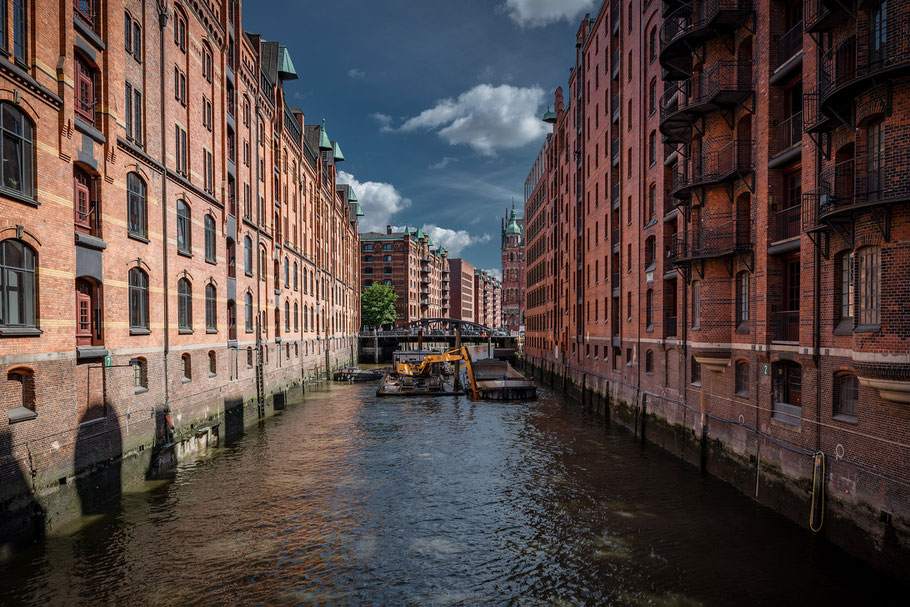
[
  {"xmin": 318, "ymin": 118, "xmax": 333, "ymax": 151},
  {"xmin": 333, "ymin": 141, "xmax": 345, "ymax": 161}
]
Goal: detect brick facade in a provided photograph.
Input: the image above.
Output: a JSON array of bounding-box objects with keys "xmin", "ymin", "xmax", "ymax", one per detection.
[
  {"xmin": 0, "ymin": 0, "xmax": 360, "ymax": 542},
  {"xmin": 522, "ymin": 0, "xmax": 910, "ymax": 576},
  {"xmin": 501, "ymin": 207, "xmax": 525, "ymax": 332}
]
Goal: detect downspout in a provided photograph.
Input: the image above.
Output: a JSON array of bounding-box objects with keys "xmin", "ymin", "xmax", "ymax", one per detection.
[
  {"xmin": 157, "ymin": 1, "xmax": 170, "ymax": 417},
  {"xmin": 637, "ymin": 8, "xmax": 647, "ymax": 417}
]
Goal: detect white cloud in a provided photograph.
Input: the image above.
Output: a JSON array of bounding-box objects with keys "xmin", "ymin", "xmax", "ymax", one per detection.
[
  {"xmin": 483, "ymin": 268, "xmax": 503, "ymax": 282},
  {"xmin": 338, "ymin": 170, "xmax": 411, "ymax": 233},
  {"xmin": 430, "ymin": 157, "xmax": 458, "ymax": 170},
  {"xmin": 370, "ymin": 112, "xmax": 394, "ymax": 133},
  {"xmin": 348, "ymin": 68, "xmax": 366, "ymax": 79},
  {"xmin": 399, "ymin": 84, "xmax": 550, "ymax": 156},
  {"xmin": 503, "ymin": 0, "xmax": 596, "ymax": 27},
  {"xmin": 423, "ymin": 225, "xmax": 491, "ymax": 257}
]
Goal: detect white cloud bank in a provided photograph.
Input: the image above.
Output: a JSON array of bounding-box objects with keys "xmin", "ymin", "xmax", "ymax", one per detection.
[
  {"xmin": 483, "ymin": 268, "xmax": 503, "ymax": 281},
  {"xmin": 423, "ymin": 225, "xmax": 491, "ymax": 257},
  {"xmin": 398, "ymin": 84, "xmax": 550, "ymax": 156},
  {"xmin": 338, "ymin": 171, "xmax": 411, "ymax": 233},
  {"xmin": 430, "ymin": 157, "xmax": 458, "ymax": 170},
  {"xmin": 370, "ymin": 112, "xmax": 394, "ymax": 133},
  {"xmin": 503, "ymin": 0, "xmax": 597, "ymax": 27}
]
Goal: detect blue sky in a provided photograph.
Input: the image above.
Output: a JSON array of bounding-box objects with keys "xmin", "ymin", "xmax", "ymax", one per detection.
[{"xmin": 243, "ymin": 0, "xmax": 599, "ymax": 273}]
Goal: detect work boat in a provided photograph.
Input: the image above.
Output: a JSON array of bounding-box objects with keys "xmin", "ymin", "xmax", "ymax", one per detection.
[{"xmin": 333, "ymin": 366, "xmax": 385, "ymax": 382}]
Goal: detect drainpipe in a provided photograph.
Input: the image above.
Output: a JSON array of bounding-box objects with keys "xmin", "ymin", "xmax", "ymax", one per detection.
[{"xmin": 157, "ymin": 1, "xmax": 170, "ymax": 419}]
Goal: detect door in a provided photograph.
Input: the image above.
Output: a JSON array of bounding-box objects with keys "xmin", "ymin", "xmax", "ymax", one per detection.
[
  {"xmin": 76, "ymin": 281, "xmax": 93, "ymax": 345},
  {"xmin": 74, "ymin": 174, "xmax": 92, "ymax": 233}
]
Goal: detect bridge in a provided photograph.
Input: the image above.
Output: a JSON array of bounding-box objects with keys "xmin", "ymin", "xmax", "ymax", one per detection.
[{"xmin": 358, "ymin": 318, "xmax": 518, "ymax": 363}]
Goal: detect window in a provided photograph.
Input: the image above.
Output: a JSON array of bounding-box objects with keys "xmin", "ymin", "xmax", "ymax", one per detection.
[
  {"xmin": 128, "ymin": 268, "xmax": 149, "ymax": 330},
  {"xmin": 644, "ymin": 236, "xmax": 656, "ymax": 269},
  {"xmin": 205, "ymin": 283, "xmax": 216, "ymax": 330},
  {"xmin": 294, "ymin": 302, "xmax": 299, "ymax": 332},
  {"xmin": 245, "ymin": 292, "xmax": 253, "ymax": 332},
  {"xmin": 204, "ymin": 215, "xmax": 216, "ymax": 262},
  {"xmin": 645, "ymin": 289, "xmax": 654, "ymax": 328},
  {"xmin": 75, "ymin": 54, "xmax": 95, "ymax": 125},
  {"xmin": 857, "ymin": 246, "xmax": 880, "ymax": 327},
  {"xmin": 124, "ymin": 11, "xmax": 141, "ymax": 60},
  {"xmin": 647, "ymin": 183, "xmax": 656, "ymax": 221},
  {"xmin": 5, "ymin": 367, "xmax": 36, "ymax": 421},
  {"xmin": 834, "ymin": 374, "xmax": 858, "ymax": 420},
  {"xmin": 649, "ymin": 27, "xmax": 657, "ymax": 63},
  {"xmin": 691, "ymin": 357, "xmax": 701, "ymax": 385},
  {"xmin": 174, "ymin": 9, "xmax": 186, "ymax": 52},
  {"xmin": 772, "ymin": 361, "xmax": 802, "ymax": 425},
  {"xmin": 175, "ymin": 126, "xmax": 187, "ymax": 174},
  {"xmin": 645, "ymin": 350, "xmax": 654, "ymax": 373},
  {"xmin": 174, "ymin": 67, "xmax": 187, "ymax": 105},
  {"xmin": 177, "ymin": 278, "xmax": 192, "ymax": 330},
  {"xmin": 243, "ymin": 236, "xmax": 253, "ymax": 274},
  {"xmin": 837, "ymin": 251, "xmax": 855, "ymax": 323},
  {"xmin": 73, "ymin": 167, "xmax": 95, "ymax": 233},
  {"xmin": 133, "ymin": 357, "xmax": 148, "ymax": 392},
  {"xmin": 293, "ymin": 262, "xmax": 298, "ymax": 290},
  {"xmin": 735, "ymin": 361, "xmax": 749, "ymax": 396},
  {"xmin": 736, "ymin": 271, "xmax": 750, "ymax": 327},
  {"xmin": 13, "ymin": 0, "xmax": 27, "ymax": 62},
  {"xmin": 203, "ymin": 149, "xmax": 214, "ymax": 193},
  {"xmin": 202, "ymin": 97, "xmax": 213, "ymax": 130},
  {"xmin": 125, "ymin": 172, "xmax": 147, "ymax": 238},
  {"xmin": 284, "ymin": 257, "xmax": 289, "ymax": 287},
  {"xmin": 0, "ymin": 239, "xmax": 36, "ymax": 328},
  {"xmin": 0, "ymin": 103, "xmax": 34, "ymax": 197},
  {"xmin": 284, "ymin": 300, "xmax": 290, "ymax": 332},
  {"xmin": 202, "ymin": 44, "xmax": 213, "ymax": 82},
  {"xmin": 182, "ymin": 353, "xmax": 192, "ymax": 381},
  {"xmin": 247, "ymin": 347, "xmax": 253, "ymax": 367},
  {"xmin": 649, "ymin": 80, "xmax": 658, "ymax": 114},
  {"xmin": 648, "ymin": 131, "xmax": 656, "ymax": 166},
  {"xmin": 77, "ymin": 1, "xmax": 97, "ymax": 29},
  {"xmin": 177, "ymin": 199, "xmax": 191, "ymax": 253}
]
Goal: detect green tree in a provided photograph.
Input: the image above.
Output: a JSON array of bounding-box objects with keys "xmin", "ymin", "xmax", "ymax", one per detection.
[{"xmin": 361, "ymin": 284, "xmax": 398, "ymax": 328}]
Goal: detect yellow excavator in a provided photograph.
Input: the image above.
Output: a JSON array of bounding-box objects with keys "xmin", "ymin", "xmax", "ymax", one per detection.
[{"xmin": 396, "ymin": 346, "xmax": 478, "ymax": 399}]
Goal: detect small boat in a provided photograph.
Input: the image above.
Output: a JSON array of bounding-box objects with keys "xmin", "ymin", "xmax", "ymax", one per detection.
[{"xmin": 333, "ymin": 366, "xmax": 385, "ymax": 382}]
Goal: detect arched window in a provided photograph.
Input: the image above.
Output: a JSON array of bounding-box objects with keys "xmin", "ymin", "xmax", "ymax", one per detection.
[
  {"xmin": 857, "ymin": 246, "xmax": 880, "ymax": 327},
  {"xmin": 127, "ymin": 172, "xmax": 147, "ymax": 237},
  {"xmin": 834, "ymin": 374, "xmax": 859, "ymax": 420},
  {"xmin": 0, "ymin": 239, "xmax": 37, "ymax": 328},
  {"xmin": 645, "ymin": 289, "xmax": 654, "ymax": 328},
  {"xmin": 246, "ymin": 346, "xmax": 253, "ymax": 367},
  {"xmin": 205, "ymin": 283, "xmax": 217, "ymax": 330},
  {"xmin": 735, "ymin": 271, "xmax": 750, "ymax": 328},
  {"xmin": 304, "ymin": 305, "xmax": 309, "ymax": 332},
  {"xmin": 177, "ymin": 199, "xmax": 191, "ymax": 253},
  {"xmin": 648, "ymin": 130, "xmax": 656, "ymax": 166},
  {"xmin": 284, "ymin": 300, "xmax": 290, "ymax": 333},
  {"xmin": 835, "ymin": 250, "xmax": 855, "ymax": 326},
  {"xmin": 226, "ymin": 238, "xmax": 236, "ymax": 278},
  {"xmin": 274, "ymin": 306, "xmax": 280, "ymax": 336},
  {"xmin": 208, "ymin": 350, "xmax": 217, "ymax": 375},
  {"xmin": 201, "ymin": 42, "xmax": 213, "ymax": 82},
  {"xmin": 0, "ymin": 103, "xmax": 35, "ymax": 197},
  {"xmin": 244, "ymin": 236, "xmax": 252, "ymax": 274},
  {"xmin": 293, "ymin": 262, "xmax": 298, "ymax": 290},
  {"xmin": 259, "ymin": 247, "xmax": 267, "ymax": 280},
  {"xmin": 128, "ymin": 267, "xmax": 149, "ymax": 330},
  {"xmin": 735, "ymin": 360, "xmax": 749, "ymax": 396},
  {"xmin": 284, "ymin": 257, "xmax": 289, "ymax": 288},
  {"xmin": 294, "ymin": 302, "xmax": 299, "ymax": 332},
  {"xmin": 204, "ymin": 214, "xmax": 216, "ymax": 262},
  {"xmin": 132, "ymin": 357, "xmax": 148, "ymax": 392},
  {"xmin": 227, "ymin": 299, "xmax": 236, "ymax": 340},
  {"xmin": 244, "ymin": 292, "xmax": 253, "ymax": 332},
  {"xmin": 645, "ymin": 349, "xmax": 654, "ymax": 373},
  {"xmin": 75, "ymin": 53, "xmax": 96, "ymax": 125},
  {"xmin": 177, "ymin": 278, "xmax": 192, "ymax": 330},
  {"xmin": 648, "ymin": 78, "xmax": 657, "ymax": 115},
  {"xmin": 691, "ymin": 280, "xmax": 701, "ymax": 329},
  {"xmin": 182, "ymin": 353, "xmax": 192, "ymax": 380}
]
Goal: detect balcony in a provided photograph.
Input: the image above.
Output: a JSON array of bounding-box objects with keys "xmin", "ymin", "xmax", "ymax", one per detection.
[
  {"xmin": 611, "ymin": 48, "xmax": 621, "ymax": 79},
  {"xmin": 664, "ymin": 312, "xmax": 678, "ymax": 338},
  {"xmin": 660, "ymin": 0, "xmax": 755, "ymax": 80},
  {"xmin": 659, "ymin": 61, "xmax": 754, "ymax": 143},
  {"xmin": 669, "ymin": 217, "xmax": 752, "ymax": 263},
  {"xmin": 804, "ymin": 0, "xmax": 852, "ymax": 34},
  {"xmin": 773, "ymin": 203, "xmax": 802, "ymax": 243},
  {"xmin": 769, "ymin": 111, "xmax": 802, "ymax": 160},
  {"xmin": 611, "ymin": 183, "xmax": 620, "ymax": 208},
  {"xmin": 820, "ymin": 14, "xmax": 910, "ymax": 121},
  {"xmin": 771, "ymin": 22, "xmax": 803, "ymax": 75},
  {"xmin": 611, "ymin": 227, "xmax": 620, "ymax": 247},
  {"xmin": 772, "ymin": 309, "xmax": 799, "ymax": 343},
  {"xmin": 671, "ymin": 138, "xmax": 753, "ymax": 200},
  {"xmin": 611, "ymin": 93, "xmax": 620, "ymax": 122},
  {"xmin": 811, "ymin": 151, "xmax": 910, "ymax": 223},
  {"xmin": 611, "ymin": 137, "xmax": 620, "ymax": 163}
]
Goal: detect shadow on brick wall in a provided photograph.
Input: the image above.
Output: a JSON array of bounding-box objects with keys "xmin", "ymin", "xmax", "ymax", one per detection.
[
  {"xmin": 0, "ymin": 430, "xmax": 45, "ymax": 555},
  {"xmin": 74, "ymin": 406, "xmax": 122, "ymax": 515}
]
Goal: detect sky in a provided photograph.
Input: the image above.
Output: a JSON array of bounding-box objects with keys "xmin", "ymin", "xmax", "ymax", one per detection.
[{"xmin": 243, "ymin": 0, "xmax": 600, "ymax": 274}]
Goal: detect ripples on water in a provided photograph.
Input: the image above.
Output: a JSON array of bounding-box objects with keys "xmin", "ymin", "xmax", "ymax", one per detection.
[{"xmin": 0, "ymin": 383, "xmax": 905, "ymax": 606}]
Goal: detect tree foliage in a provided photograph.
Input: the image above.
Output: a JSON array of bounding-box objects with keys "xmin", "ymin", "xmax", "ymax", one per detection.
[{"xmin": 361, "ymin": 284, "xmax": 398, "ymax": 328}]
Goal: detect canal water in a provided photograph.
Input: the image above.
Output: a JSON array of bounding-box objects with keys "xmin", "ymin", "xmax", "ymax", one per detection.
[{"xmin": 0, "ymin": 382, "xmax": 904, "ymax": 606}]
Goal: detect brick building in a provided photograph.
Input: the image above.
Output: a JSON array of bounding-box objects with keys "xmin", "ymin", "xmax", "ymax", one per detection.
[
  {"xmin": 0, "ymin": 0, "xmax": 361, "ymax": 540},
  {"xmin": 501, "ymin": 206, "xmax": 525, "ymax": 332},
  {"xmin": 359, "ymin": 225, "xmax": 448, "ymax": 326},
  {"xmin": 447, "ymin": 258, "xmax": 475, "ymax": 322},
  {"xmin": 521, "ymin": 0, "xmax": 910, "ymax": 575},
  {"xmin": 473, "ymin": 269, "xmax": 502, "ymax": 329}
]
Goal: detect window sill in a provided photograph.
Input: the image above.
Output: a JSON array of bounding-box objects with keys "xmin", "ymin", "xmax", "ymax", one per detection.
[
  {"xmin": 245, "ymin": 271, "xmax": 253, "ymax": 277},
  {"xmin": 644, "ymin": 263, "xmax": 656, "ymax": 273},
  {"xmin": 177, "ymin": 249, "xmax": 193, "ymax": 259},
  {"xmin": 178, "ymin": 329, "xmax": 194, "ymax": 335},
  {"xmin": 130, "ymin": 328, "xmax": 151, "ymax": 336},
  {"xmin": 74, "ymin": 117, "xmax": 106, "ymax": 144},
  {"xmin": 208, "ymin": 372, "xmax": 217, "ymax": 378},
  {"xmin": 0, "ymin": 185, "xmax": 39, "ymax": 207},
  {"xmin": 691, "ymin": 326, "xmax": 700, "ymax": 332},
  {"xmin": 734, "ymin": 391, "xmax": 750, "ymax": 399},
  {"xmin": 0, "ymin": 326, "xmax": 43, "ymax": 337},
  {"xmin": 205, "ymin": 257, "xmax": 217, "ymax": 265},
  {"xmin": 182, "ymin": 377, "xmax": 192, "ymax": 384},
  {"xmin": 691, "ymin": 381, "xmax": 702, "ymax": 388},
  {"xmin": 74, "ymin": 17, "xmax": 105, "ymax": 50},
  {"xmin": 854, "ymin": 324, "xmax": 881, "ymax": 334},
  {"xmin": 134, "ymin": 386, "xmax": 149, "ymax": 395},
  {"xmin": 646, "ymin": 325, "xmax": 653, "ymax": 332},
  {"xmin": 735, "ymin": 323, "xmax": 750, "ymax": 335},
  {"xmin": 8, "ymin": 407, "xmax": 37, "ymax": 424},
  {"xmin": 206, "ymin": 328, "xmax": 218, "ymax": 334},
  {"xmin": 128, "ymin": 232, "xmax": 150, "ymax": 244},
  {"xmin": 833, "ymin": 414, "xmax": 858, "ymax": 425}
]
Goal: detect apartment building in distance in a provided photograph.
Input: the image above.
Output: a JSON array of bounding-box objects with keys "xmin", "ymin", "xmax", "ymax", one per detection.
[
  {"xmin": 501, "ymin": 206, "xmax": 525, "ymax": 332},
  {"xmin": 447, "ymin": 258, "xmax": 475, "ymax": 323},
  {"xmin": 359, "ymin": 225, "xmax": 448, "ymax": 326},
  {"xmin": 0, "ymin": 0, "xmax": 361, "ymax": 541},
  {"xmin": 521, "ymin": 0, "xmax": 910, "ymax": 575},
  {"xmin": 474, "ymin": 269, "xmax": 502, "ymax": 329}
]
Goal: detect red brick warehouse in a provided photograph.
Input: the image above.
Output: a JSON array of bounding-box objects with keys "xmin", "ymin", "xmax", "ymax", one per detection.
[
  {"xmin": 0, "ymin": 0, "xmax": 362, "ymax": 540},
  {"xmin": 521, "ymin": 0, "xmax": 910, "ymax": 576}
]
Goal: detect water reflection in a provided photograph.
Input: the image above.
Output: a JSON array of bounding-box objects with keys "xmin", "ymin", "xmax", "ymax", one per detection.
[{"xmin": 0, "ymin": 383, "xmax": 905, "ymax": 605}]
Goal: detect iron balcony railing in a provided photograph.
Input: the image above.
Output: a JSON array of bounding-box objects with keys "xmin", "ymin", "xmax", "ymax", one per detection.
[
  {"xmin": 660, "ymin": 61, "xmax": 754, "ymax": 121},
  {"xmin": 772, "ymin": 22, "xmax": 803, "ymax": 71},
  {"xmin": 612, "ymin": 48, "xmax": 621, "ymax": 78},
  {"xmin": 802, "ymin": 86, "xmax": 828, "ymax": 132},
  {"xmin": 284, "ymin": 105, "xmax": 302, "ymax": 146},
  {"xmin": 611, "ymin": 137, "xmax": 620, "ymax": 159},
  {"xmin": 611, "ymin": 93, "xmax": 620, "ymax": 120},
  {"xmin": 772, "ymin": 309, "xmax": 799, "ymax": 342},
  {"xmin": 672, "ymin": 139, "xmax": 753, "ymax": 194},
  {"xmin": 774, "ymin": 203, "xmax": 802, "ymax": 242},
  {"xmin": 770, "ymin": 111, "xmax": 802, "ymax": 157},
  {"xmin": 661, "ymin": 0, "xmax": 754, "ymax": 49},
  {"xmin": 670, "ymin": 218, "xmax": 752, "ymax": 261},
  {"xmin": 611, "ymin": 228, "xmax": 620, "ymax": 246},
  {"xmin": 611, "ymin": 183, "xmax": 620, "ymax": 207}
]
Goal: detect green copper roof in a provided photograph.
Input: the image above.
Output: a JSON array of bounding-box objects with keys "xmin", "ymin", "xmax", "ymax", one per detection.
[
  {"xmin": 277, "ymin": 46, "xmax": 299, "ymax": 80},
  {"xmin": 542, "ymin": 107, "xmax": 557, "ymax": 123},
  {"xmin": 505, "ymin": 207, "xmax": 522, "ymax": 234},
  {"xmin": 319, "ymin": 119, "xmax": 333, "ymax": 151},
  {"xmin": 426, "ymin": 235, "xmax": 434, "ymax": 248},
  {"xmin": 347, "ymin": 187, "xmax": 358, "ymax": 202},
  {"xmin": 354, "ymin": 203, "xmax": 364, "ymax": 217},
  {"xmin": 333, "ymin": 141, "xmax": 345, "ymax": 161},
  {"xmin": 415, "ymin": 227, "xmax": 425, "ymax": 240}
]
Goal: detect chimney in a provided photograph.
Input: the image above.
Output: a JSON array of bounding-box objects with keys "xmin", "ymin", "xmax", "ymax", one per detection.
[{"xmin": 386, "ymin": 225, "xmax": 392, "ymax": 234}]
